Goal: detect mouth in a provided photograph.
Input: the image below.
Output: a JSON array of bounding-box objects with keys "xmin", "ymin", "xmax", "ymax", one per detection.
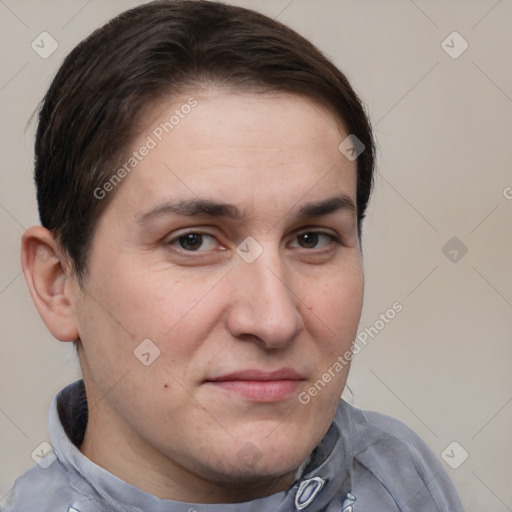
[{"xmin": 205, "ymin": 368, "xmax": 305, "ymax": 402}]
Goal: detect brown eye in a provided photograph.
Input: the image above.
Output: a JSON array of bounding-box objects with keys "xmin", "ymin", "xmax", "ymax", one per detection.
[
  {"xmin": 297, "ymin": 232, "xmax": 319, "ymax": 248},
  {"xmin": 168, "ymin": 232, "xmax": 220, "ymax": 253},
  {"xmin": 291, "ymin": 231, "xmax": 339, "ymax": 250},
  {"xmin": 178, "ymin": 233, "xmax": 204, "ymax": 251}
]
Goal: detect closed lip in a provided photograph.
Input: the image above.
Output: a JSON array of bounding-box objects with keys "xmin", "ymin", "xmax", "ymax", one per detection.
[
  {"xmin": 206, "ymin": 368, "xmax": 305, "ymax": 382},
  {"xmin": 205, "ymin": 368, "xmax": 305, "ymax": 402}
]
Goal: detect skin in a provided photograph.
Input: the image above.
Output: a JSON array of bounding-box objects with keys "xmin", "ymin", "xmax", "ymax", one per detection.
[{"xmin": 21, "ymin": 90, "xmax": 363, "ymax": 503}]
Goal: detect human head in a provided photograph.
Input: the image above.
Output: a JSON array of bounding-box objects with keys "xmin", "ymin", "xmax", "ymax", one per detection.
[
  {"xmin": 34, "ymin": 0, "xmax": 374, "ymax": 281},
  {"xmin": 23, "ymin": 0, "xmax": 375, "ymax": 502}
]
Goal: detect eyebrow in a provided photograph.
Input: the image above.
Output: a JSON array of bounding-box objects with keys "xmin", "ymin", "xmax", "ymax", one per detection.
[
  {"xmin": 136, "ymin": 199, "xmax": 244, "ymax": 224},
  {"xmin": 296, "ymin": 195, "xmax": 356, "ymax": 219},
  {"xmin": 136, "ymin": 194, "xmax": 356, "ymax": 224}
]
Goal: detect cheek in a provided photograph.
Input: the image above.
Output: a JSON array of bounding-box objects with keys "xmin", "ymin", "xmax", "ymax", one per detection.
[
  {"xmin": 297, "ymin": 268, "xmax": 362, "ymax": 426},
  {"xmin": 87, "ymin": 261, "xmax": 206, "ymax": 331},
  {"xmin": 76, "ymin": 267, "xmax": 228, "ymax": 410},
  {"xmin": 304, "ymin": 263, "xmax": 363, "ymax": 346},
  {"xmin": 83, "ymin": 264, "xmax": 231, "ymax": 374}
]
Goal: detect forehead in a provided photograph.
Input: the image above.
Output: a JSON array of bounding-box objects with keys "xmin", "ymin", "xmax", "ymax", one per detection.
[{"xmin": 104, "ymin": 91, "xmax": 357, "ymax": 220}]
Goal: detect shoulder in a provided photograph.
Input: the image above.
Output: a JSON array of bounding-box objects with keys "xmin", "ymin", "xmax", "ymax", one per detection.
[
  {"xmin": 334, "ymin": 401, "xmax": 465, "ymax": 511},
  {"xmin": 1, "ymin": 460, "xmax": 106, "ymax": 512},
  {"xmin": 337, "ymin": 401, "xmax": 440, "ymax": 467},
  {"xmin": 2, "ymin": 461, "xmax": 72, "ymax": 512},
  {"xmin": 357, "ymin": 405, "xmax": 436, "ymax": 454}
]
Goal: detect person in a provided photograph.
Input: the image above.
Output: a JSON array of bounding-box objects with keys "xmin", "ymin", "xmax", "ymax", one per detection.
[{"xmin": 4, "ymin": 1, "xmax": 465, "ymax": 510}]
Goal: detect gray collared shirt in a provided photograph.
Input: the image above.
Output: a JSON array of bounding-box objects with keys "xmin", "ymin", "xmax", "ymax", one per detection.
[{"xmin": 3, "ymin": 380, "xmax": 464, "ymax": 511}]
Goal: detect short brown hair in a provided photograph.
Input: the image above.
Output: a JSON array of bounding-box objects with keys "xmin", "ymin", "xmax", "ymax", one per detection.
[{"xmin": 35, "ymin": 0, "xmax": 375, "ymax": 280}]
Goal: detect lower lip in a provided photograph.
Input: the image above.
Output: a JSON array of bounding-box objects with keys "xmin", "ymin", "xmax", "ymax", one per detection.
[{"xmin": 207, "ymin": 380, "xmax": 302, "ymax": 402}]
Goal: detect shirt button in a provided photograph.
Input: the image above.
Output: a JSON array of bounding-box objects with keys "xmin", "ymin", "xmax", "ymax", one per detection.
[
  {"xmin": 295, "ymin": 476, "xmax": 326, "ymax": 510},
  {"xmin": 341, "ymin": 492, "xmax": 357, "ymax": 512}
]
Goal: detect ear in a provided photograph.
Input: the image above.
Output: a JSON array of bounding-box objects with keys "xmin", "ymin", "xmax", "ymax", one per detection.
[{"xmin": 21, "ymin": 226, "xmax": 79, "ymax": 342}]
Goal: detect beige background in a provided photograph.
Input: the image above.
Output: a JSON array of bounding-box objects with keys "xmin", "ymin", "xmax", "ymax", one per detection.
[{"xmin": 1, "ymin": 0, "xmax": 511, "ymax": 510}]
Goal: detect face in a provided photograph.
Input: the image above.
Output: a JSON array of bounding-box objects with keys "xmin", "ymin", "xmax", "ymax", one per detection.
[{"xmin": 74, "ymin": 90, "xmax": 363, "ymax": 500}]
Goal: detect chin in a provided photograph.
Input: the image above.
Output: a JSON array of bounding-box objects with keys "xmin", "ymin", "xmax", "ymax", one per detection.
[
  {"xmin": 187, "ymin": 435, "xmax": 309, "ymax": 487},
  {"xmin": 227, "ymin": 438, "xmax": 312, "ymax": 483},
  {"xmin": 200, "ymin": 456, "xmax": 301, "ymax": 498}
]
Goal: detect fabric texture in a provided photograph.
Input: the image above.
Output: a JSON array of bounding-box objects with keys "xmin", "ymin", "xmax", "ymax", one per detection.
[{"xmin": 3, "ymin": 380, "xmax": 465, "ymax": 512}]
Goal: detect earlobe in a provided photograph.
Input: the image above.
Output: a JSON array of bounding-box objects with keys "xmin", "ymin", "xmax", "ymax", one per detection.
[{"xmin": 21, "ymin": 226, "xmax": 79, "ymax": 342}]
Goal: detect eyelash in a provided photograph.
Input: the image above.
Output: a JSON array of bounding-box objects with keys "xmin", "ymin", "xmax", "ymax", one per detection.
[
  {"xmin": 167, "ymin": 231, "xmax": 221, "ymax": 252},
  {"xmin": 166, "ymin": 229, "xmax": 343, "ymax": 253},
  {"xmin": 291, "ymin": 230, "xmax": 343, "ymax": 249}
]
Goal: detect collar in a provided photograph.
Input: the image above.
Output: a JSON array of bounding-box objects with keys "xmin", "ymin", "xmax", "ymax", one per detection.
[{"xmin": 50, "ymin": 380, "xmax": 357, "ymax": 511}]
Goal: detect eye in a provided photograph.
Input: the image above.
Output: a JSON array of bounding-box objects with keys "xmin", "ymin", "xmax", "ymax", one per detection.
[
  {"xmin": 291, "ymin": 231, "xmax": 338, "ymax": 249},
  {"xmin": 169, "ymin": 232, "xmax": 219, "ymax": 252}
]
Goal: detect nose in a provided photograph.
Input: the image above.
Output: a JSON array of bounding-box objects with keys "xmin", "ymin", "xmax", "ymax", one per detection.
[{"xmin": 226, "ymin": 251, "xmax": 304, "ymax": 349}]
